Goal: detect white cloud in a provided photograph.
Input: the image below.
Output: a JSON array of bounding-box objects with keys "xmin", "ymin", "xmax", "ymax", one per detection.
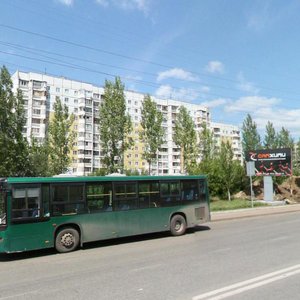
[
  {"xmin": 201, "ymin": 98, "xmax": 227, "ymax": 108},
  {"xmin": 253, "ymin": 108, "xmax": 300, "ymax": 138},
  {"xmin": 123, "ymin": 74, "xmax": 143, "ymax": 91},
  {"xmin": 222, "ymin": 95, "xmax": 300, "ymax": 136},
  {"xmin": 57, "ymin": 0, "xmax": 74, "ymax": 6},
  {"xmin": 247, "ymin": 3, "xmax": 271, "ymax": 32},
  {"xmin": 95, "ymin": 0, "xmax": 149, "ymax": 14},
  {"xmin": 157, "ymin": 68, "xmax": 198, "ymax": 82},
  {"xmin": 155, "ymin": 85, "xmax": 199, "ymax": 102},
  {"xmin": 205, "ymin": 61, "xmax": 224, "ymax": 74},
  {"xmin": 225, "ymin": 96, "xmax": 281, "ymax": 113},
  {"xmin": 201, "ymin": 86, "xmax": 210, "ymax": 93},
  {"xmin": 95, "ymin": 0, "xmax": 108, "ymax": 7},
  {"xmin": 237, "ymin": 72, "xmax": 259, "ymax": 94}
]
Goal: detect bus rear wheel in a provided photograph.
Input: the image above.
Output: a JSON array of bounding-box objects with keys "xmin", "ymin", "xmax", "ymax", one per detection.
[
  {"xmin": 55, "ymin": 227, "xmax": 79, "ymax": 253},
  {"xmin": 170, "ymin": 215, "xmax": 187, "ymax": 236}
]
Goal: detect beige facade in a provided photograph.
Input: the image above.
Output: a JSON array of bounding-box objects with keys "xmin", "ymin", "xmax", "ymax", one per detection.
[{"xmin": 210, "ymin": 122, "xmax": 242, "ymax": 162}]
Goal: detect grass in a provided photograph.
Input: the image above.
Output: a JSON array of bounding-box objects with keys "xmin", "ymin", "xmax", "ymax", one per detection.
[{"xmin": 210, "ymin": 198, "xmax": 269, "ymax": 211}]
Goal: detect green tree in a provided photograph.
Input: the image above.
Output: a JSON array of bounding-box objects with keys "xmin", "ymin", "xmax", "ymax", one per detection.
[
  {"xmin": 242, "ymin": 114, "xmax": 261, "ymax": 157},
  {"xmin": 0, "ymin": 66, "xmax": 31, "ymax": 176},
  {"xmin": 276, "ymin": 127, "xmax": 294, "ymax": 149},
  {"xmin": 140, "ymin": 94, "xmax": 164, "ymax": 174},
  {"xmin": 99, "ymin": 77, "xmax": 132, "ymax": 173},
  {"xmin": 264, "ymin": 121, "xmax": 277, "ymax": 149},
  {"xmin": 173, "ymin": 106, "xmax": 198, "ymax": 173},
  {"xmin": 293, "ymin": 139, "xmax": 300, "ymax": 175},
  {"xmin": 28, "ymin": 136, "xmax": 50, "ymax": 177},
  {"xmin": 191, "ymin": 122, "xmax": 217, "ymax": 176},
  {"xmin": 217, "ymin": 141, "xmax": 245, "ymax": 201},
  {"xmin": 48, "ymin": 96, "xmax": 75, "ymax": 175}
]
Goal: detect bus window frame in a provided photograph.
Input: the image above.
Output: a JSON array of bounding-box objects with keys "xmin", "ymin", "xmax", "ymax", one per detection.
[
  {"xmin": 159, "ymin": 180, "xmax": 181, "ymax": 206},
  {"xmin": 0, "ymin": 183, "xmax": 7, "ymax": 227},
  {"xmin": 113, "ymin": 181, "xmax": 138, "ymax": 211},
  {"xmin": 86, "ymin": 181, "xmax": 113, "ymax": 213},
  {"xmin": 11, "ymin": 184, "xmax": 50, "ymax": 224},
  {"xmin": 138, "ymin": 180, "xmax": 160, "ymax": 209},
  {"xmin": 51, "ymin": 183, "xmax": 86, "ymax": 216}
]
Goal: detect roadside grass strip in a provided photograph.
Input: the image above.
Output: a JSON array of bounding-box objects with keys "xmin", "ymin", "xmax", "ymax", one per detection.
[{"xmin": 192, "ymin": 264, "xmax": 300, "ymax": 300}]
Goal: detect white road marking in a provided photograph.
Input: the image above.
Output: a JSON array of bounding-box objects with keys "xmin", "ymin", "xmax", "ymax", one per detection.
[
  {"xmin": 0, "ymin": 290, "xmax": 40, "ymax": 299},
  {"xmin": 192, "ymin": 264, "xmax": 300, "ymax": 300},
  {"xmin": 212, "ymin": 247, "xmax": 231, "ymax": 253},
  {"xmin": 268, "ymin": 236, "xmax": 289, "ymax": 243},
  {"xmin": 131, "ymin": 263, "xmax": 162, "ymax": 272}
]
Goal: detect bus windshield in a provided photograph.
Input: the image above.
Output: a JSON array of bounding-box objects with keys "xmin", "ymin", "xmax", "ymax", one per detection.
[{"xmin": 0, "ymin": 185, "xmax": 6, "ymax": 225}]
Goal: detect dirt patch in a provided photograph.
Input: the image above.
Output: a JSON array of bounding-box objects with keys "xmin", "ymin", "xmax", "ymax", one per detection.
[{"xmin": 235, "ymin": 176, "xmax": 300, "ymax": 203}]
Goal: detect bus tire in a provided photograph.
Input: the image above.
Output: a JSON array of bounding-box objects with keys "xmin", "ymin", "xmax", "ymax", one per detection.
[
  {"xmin": 55, "ymin": 227, "xmax": 80, "ymax": 253},
  {"xmin": 170, "ymin": 214, "xmax": 187, "ymax": 236}
]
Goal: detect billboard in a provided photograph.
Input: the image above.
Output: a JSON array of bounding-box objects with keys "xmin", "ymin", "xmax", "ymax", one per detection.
[{"xmin": 246, "ymin": 148, "xmax": 292, "ymax": 176}]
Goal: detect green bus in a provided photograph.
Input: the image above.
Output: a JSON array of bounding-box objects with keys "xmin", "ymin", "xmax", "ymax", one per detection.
[{"xmin": 0, "ymin": 175, "xmax": 210, "ymax": 253}]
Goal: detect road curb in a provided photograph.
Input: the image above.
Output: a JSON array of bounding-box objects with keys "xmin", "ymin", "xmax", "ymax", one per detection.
[{"xmin": 211, "ymin": 204, "xmax": 300, "ymax": 222}]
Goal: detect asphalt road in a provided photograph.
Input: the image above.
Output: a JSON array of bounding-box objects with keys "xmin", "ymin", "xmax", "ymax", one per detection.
[{"xmin": 1, "ymin": 211, "xmax": 300, "ymax": 300}]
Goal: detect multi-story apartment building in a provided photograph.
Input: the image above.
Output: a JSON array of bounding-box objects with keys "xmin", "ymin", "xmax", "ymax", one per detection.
[
  {"xmin": 210, "ymin": 122, "xmax": 242, "ymax": 162},
  {"xmin": 12, "ymin": 70, "xmax": 242, "ymax": 176}
]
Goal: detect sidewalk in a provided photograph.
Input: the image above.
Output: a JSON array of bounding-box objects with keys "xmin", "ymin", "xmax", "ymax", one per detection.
[{"xmin": 211, "ymin": 203, "xmax": 300, "ymax": 221}]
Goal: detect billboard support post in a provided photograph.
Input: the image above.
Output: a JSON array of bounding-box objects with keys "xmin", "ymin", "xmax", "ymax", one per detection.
[
  {"xmin": 246, "ymin": 161, "xmax": 255, "ymax": 208},
  {"xmin": 264, "ymin": 176, "xmax": 273, "ymax": 202},
  {"xmin": 250, "ymin": 175, "xmax": 254, "ymax": 208}
]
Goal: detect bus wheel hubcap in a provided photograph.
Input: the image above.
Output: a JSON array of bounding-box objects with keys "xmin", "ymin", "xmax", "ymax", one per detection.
[
  {"xmin": 175, "ymin": 221, "xmax": 182, "ymax": 231},
  {"xmin": 61, "ymin": 233, "xmax": 74, "ymax": 247}
]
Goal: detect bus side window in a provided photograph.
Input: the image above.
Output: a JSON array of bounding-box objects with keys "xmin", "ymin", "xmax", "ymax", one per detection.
[
  {"xmin": 181, "ymin": 180, "xmax": 199, "ymax": 202},
  {"xmin": 198, "ymin": 180, "xmax": 206, "ymax": 202},
  {"xmin": 138, "ymin": 181, "xmax": 160, "ymax": 208},
  {"xmin": 114, "ymin": 182, "xmax": 138, "ymax": 211},
  {"xmin": 52, "ymin": 184, "xmax": 85, "ymax": 215},
  {"xmin": 86, "ymin": 183, "xmax": 112, "ymax": 213},
  {"xmin": 42, "ymin": 185, "xmax": 50, "ymax": 217},
  {"xmin": 160, "ymin": 181, "xmax": 180, "ymax": 205},
  {"xmin": 12, "ymin": 187, "xmax": 41, "ymax": 220}
]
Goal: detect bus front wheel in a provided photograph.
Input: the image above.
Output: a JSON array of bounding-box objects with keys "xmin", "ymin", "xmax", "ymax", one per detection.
[
  {"xmin": 170, "ymin": 215, "xmax": 187, "ymax": 236},
  {"xmin": 55, "ymin": 227, "xmax": 80, "ymax": 253}
]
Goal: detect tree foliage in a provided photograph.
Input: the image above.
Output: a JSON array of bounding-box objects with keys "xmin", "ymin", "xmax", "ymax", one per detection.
[
  {"xmin": 28, "ymin": 136, "xmax": 51, "ymax": 177},
  {"xmin": 173, "ymin": 106, "xmax": 198, "ymax": 173},
  {"xmin": 140, "ymin": 94, "xmax": 164, "ymax": 174},
  {"xmin": 48, "ymin": 96, "xmax": 75, "ymax": 175},
  {"xmin": 217, "ymin": 141, "xmax": 244, "ymax": 201},
  {"xmin": 99, "ymin": 77, "xmax": 132, "ymax": 174},
  {"xmin": 242, "ymin": 114, "xmax": 261, "ymax": 156},
  {"xmin": 0, "ymin": 66, "xmax": 31, "ymax": 176},
  {"xmin": 264, "ymin": 121, "xmax": 277, "ymax": 149},
  {"xmin": 276, "ymin": 127, "xmax": 294, "ymax": 149}
]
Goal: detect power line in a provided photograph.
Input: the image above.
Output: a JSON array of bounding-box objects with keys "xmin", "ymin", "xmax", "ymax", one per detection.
[{"xmin": 1, "ymin": 23, "xmax": 299, "ymax": 100}]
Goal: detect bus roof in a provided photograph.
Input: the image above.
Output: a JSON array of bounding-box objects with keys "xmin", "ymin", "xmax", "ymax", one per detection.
[{"xmin": 5, "ymin": 175, "xmax": 207, "ymax": 185}]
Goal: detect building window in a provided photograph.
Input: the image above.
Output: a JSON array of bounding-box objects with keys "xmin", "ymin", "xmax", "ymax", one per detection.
[
  {"xmin": 33, "ymin": 109, "xmax": 41, "ymax": 115},
  {"xmin": 31, "ymin": 128, "xmax": 40, "ymax": 134},
  {"xmin": 32, "ymin": 118, "xmax": 40, "ymax": 124},
  {"xmin": 19, "ymin": 80, "xmax": 29, "ymax": 87},
  {"xmin": 56, "ymin": 88, "xmax": 60, "ymax": 93}
]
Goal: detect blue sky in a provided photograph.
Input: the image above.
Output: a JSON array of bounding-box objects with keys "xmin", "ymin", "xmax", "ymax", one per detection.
[{"xmin": 1, "ymin": 0, "xmax": 300, "ymax": 139}]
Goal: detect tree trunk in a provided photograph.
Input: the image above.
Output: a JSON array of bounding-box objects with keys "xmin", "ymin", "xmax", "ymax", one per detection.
[
  {"xmin": 180, "ymin": 146, "xmax": 184, "ymax": 174},
  {"xmin": 227, "ymin": 189, "xmax": 231, "ymax": 201}
]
